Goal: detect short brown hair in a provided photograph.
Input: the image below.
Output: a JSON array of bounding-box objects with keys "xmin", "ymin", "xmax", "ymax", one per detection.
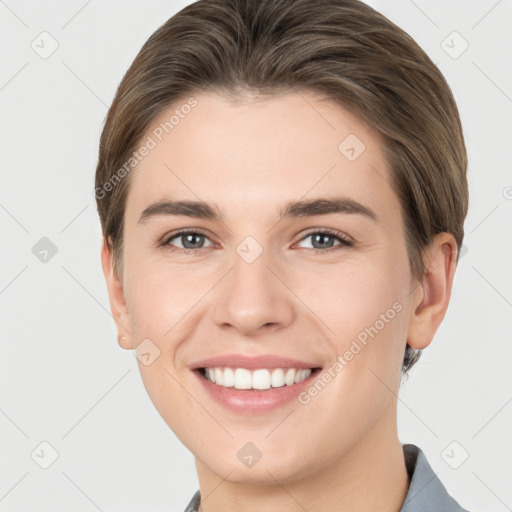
[{"xmin": 95, "ymin": 0, "xmax": 468, "ymax": 376}]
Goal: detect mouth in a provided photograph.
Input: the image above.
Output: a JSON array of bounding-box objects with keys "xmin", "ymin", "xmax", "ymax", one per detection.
[
  {"xmin": 190, "ymin": 354, "xmax": 324, "ymax": 413},
  {"xmin": 196, "ymin": 366, "xmax": 323, "ymax": 391}
]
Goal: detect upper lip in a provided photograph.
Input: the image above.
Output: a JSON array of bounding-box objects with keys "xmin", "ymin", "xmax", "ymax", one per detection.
[{"xmin": 190, "ymin": 354, "xmax": 323, "ymax": 370}]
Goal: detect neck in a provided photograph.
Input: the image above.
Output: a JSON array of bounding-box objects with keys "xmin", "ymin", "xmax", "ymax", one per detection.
[{"xmin": 194, "ymin": 405, "xmax": 410, "ymax": 512}]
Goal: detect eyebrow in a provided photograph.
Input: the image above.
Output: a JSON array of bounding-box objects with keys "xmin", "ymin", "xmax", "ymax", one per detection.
[{"xmin": 137, "ymin": 196, "xmax": 378, "ymax": 224}]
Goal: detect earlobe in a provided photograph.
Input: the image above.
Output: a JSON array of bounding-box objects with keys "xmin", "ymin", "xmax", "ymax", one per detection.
[
  {"xmin": 100, "ymin": 237, "xmax": 133, "ymax": 350},
  {"xmin": 406, "ymin": 233, "xmax": 458, "ymax": 350}
]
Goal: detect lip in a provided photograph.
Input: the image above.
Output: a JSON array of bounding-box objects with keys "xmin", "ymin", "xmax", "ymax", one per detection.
[
  {"xmin": 189, "ymin": 353, "xmax": 322, "ymax": 371},
  {"xmin": 193, "ymin": 366, "xmax": 322, "ymax": 414}
]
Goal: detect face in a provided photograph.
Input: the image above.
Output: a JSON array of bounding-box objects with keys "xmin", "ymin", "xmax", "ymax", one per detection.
[{"xmin": 105, "ymin": 91, "xmax": 428, "ymax": 485}]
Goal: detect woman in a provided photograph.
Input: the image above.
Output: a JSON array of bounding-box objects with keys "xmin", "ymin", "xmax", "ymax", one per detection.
[{"xmin": 95, "ymin": 0, "xmax": 471, "ymax": 510}]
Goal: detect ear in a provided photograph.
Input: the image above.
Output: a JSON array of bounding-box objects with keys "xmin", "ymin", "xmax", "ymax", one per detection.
[
  {"xmin": 406, "ymin": 232, "xmax": 458, "ymax": 350},
  {"xmin": 100, "ymin": 237, "xmax": 133, "ymax": 350}
]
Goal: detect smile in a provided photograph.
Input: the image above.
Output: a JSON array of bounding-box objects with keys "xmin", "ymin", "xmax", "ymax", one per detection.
[
  {"xmin": 201, "ymin": 367, "xmax": 313, "ymax": 390},
  {"xmin": 194, "ymin": 365, "xmax": 323, "ymax": 414}
]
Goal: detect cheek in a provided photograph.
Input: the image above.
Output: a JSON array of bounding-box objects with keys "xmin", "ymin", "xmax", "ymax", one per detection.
[
  {"xmin": 124, "ymin": 259, "xmax": 202, "ymax": 337},
  {"xmin": 122, "ymin": 265, "xmax": 201, "ymax": 429},
  {"xmin": 301, "ymin": 257, "xmax": 409, "ymax": 382},
  {"xmin": 292, "ymin": 265, "xmax": 407, "ymax": 455},
  {"xmin": 303, "ymin": 257, "xmax": 406, "ymax": 333}
]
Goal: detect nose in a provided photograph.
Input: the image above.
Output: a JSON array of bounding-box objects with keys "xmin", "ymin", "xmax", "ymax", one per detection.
[{"xmin": 212, "ymin": 244, "xmax": 295, "ymax": 336}]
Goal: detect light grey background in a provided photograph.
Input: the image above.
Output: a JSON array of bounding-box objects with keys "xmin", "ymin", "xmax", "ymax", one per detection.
[{"xmin": 1, "ymin": 1, "xmax": 511, "ymax": 511}]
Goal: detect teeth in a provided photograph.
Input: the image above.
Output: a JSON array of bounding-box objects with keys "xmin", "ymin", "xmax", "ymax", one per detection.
[
  {"xmin": 234, "ymin": 368, "xmax": 252, "ymax": 389},
  {"xmin": 203, "ymin": 367, "xmax": 312, "ymax": 389},
  {"xmin": 214, "ymin": 368, "xmax": 224, "ymax": 386},
  {"xmin": 285, "ymin": 368, "xmax": 296, "ymax": 386},
  {"xmin": 223, "ymin": 367, "xmax": 235, "ymax": 387},
  {"xmin": 271, "ymin": 368, "xmax": 285, "ymax": 388}
]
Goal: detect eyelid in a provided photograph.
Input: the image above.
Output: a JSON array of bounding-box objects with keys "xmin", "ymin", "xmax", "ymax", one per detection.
[
  {"xmin": 293, "ymin": 228, "xmax": 353, "ymax": 249},
  {"xmin": 158, "ymin": 228, "xmax": 215, "ymax": 253},
  {"xmin": 297, "ymin": 227, "xmax": 352, "ymax": 243}
]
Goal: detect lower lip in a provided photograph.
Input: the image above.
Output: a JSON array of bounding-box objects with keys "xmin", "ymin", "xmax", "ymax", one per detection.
[{"xmin": 193, "ymin": 368, "xmax": 322, "ymax": 414}]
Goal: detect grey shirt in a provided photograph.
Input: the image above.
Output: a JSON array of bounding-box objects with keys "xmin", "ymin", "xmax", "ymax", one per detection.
[{"xmin": 182, "ymin": 443, "xmax": 471, "ymax": 511}]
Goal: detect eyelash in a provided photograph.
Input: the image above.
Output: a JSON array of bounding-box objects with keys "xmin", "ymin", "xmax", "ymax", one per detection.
[{"xmin": 160, "ymin": 228, "xmax": 354, "ymax": 254}]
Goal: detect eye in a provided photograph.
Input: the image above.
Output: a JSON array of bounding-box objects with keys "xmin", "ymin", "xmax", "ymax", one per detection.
[
  {"xmin": 160, "ymin": 228, "xmax": 353, "ymax": 253},
  {"xmin": 162, "ymin": 230, "xmax": 214, "ymax": 251},
  {"xmin": 295, "ymin": 229, "xmax": 353, "ymax": 251}
]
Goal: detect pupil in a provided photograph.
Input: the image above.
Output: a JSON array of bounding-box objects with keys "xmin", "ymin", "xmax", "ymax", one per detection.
[
  {"xmin": 184, "ymin": 233, "xmax": 203, "ymax": 248},
  {"xmin": 314, "ymin": 233, "xmax": 333, "ymax": 248}
]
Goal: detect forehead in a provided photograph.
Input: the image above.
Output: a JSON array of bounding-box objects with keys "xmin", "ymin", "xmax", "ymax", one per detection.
[{"xmin": 125, "ymin": 91, "xmax": 400, "ymax": 225}]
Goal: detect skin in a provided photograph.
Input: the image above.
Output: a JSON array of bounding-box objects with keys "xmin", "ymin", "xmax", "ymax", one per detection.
[{"xmin": 101, "ymin": 91, "xmax": 457, "ymax": 512}]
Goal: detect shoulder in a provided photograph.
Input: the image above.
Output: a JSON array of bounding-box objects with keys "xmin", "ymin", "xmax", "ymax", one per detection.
[
  {"xmin": 400, "ymin": 443, "xmax": 473, "ymax": 512},
  {"xmin": 182, "ymin": 489, "xmax": 201, "ymax": 512}
]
